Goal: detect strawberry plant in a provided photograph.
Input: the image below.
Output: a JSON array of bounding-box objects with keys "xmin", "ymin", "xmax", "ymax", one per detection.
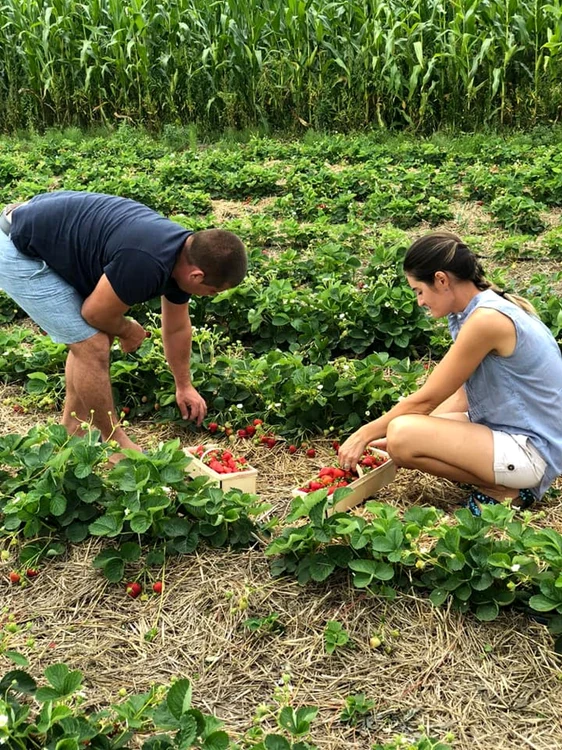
[
  {"xmin": 324, "ymin": 620, "xmax": 352, "ymax": 655},
  {"xmin": 266, "ymin": 496, "xmax": 562, "ymax": 648},
  {"xmin": 0, "ymin": 426, "xmax": 268, "ymax": 581}
]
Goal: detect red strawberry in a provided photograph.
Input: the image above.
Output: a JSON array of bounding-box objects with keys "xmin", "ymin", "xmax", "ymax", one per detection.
[
  {"xmin": 208, "ymin": 422, "xmax": 218, "ymax": 433},
  {"xmin": 245, "ymin": 425, "xmax": 256, "ymax": 437},
  {"xmin": 222, "ymin": 451, "xmax": 233, "ymax": 461},
  {"xmin": 253, "ymin": 419, "xmax": 263, "ymax": 426},
  {"xmin": 121, "ymin": 406, "xmax": 130, "ymax": 415},
  {"xmin": 152, "ymin": 581, "xmax": 163, "ymax": 594},
  {"xmin": 332, "ymin": 440, "xmax": 340, "ymax": 451},
  {"xmin": 9, "ymin": 571, "xmax": 20, "ymax": 584},
  {"xmin": 126, "ymin": 582, "xmax": 142, "ymax": 598},
  {"xmin": 306, "ymin": 448, "xmax": 316, "ymax": 458},
  {"xmin": 237, "ymin": 429, "xmax": 248, "ymax": 438},
  {"xmin": 288, "ymin": 444, "xmax": 297, "ymax": 454},
  {"xmin": 266, "ymin": 437, "xmax": 276, "ymax": 448},
  {"xmin": 26, "ymin": 569, "xmax": 39, "ymax": 578},
  {"xmin": 224, "ymin": 427, "xmax": 233, "ymax": 436}
]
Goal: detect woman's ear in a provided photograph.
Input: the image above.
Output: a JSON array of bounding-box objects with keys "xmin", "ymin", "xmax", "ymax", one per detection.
[{"xmin": 434, "ymin": 270, "xmax": 449, "ymax": 288}]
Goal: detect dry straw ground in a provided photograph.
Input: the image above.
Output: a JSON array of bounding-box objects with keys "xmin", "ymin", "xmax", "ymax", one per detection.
[{"xmin": 1, "ymin": 380, "xmax": 562, "ymax": 750}]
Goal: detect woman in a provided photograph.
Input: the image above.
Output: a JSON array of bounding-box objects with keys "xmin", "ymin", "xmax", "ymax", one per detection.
[{"xmin": 338, "ymin": 232, "xmax": 562, "ymax": 514}]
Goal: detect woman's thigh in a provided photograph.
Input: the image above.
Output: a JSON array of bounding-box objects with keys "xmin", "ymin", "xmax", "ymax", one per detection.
[{"xmin": 386, "ymin": 414, "xmax": 496, "ymax": 484}]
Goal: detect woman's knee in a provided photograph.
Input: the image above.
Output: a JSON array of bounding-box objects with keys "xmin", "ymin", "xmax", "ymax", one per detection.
[{"xmin": 386, "ymin": 415, "xmax": 420, "ymax": 465}]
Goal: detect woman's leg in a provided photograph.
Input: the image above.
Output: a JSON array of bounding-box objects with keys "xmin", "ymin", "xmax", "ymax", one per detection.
[{"xmin": 385, "ymin": 414, "xmax": 519, "ymax": 501}]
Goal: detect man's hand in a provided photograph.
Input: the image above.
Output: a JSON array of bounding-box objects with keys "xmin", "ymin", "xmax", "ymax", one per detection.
[
  {"xmin": 176, "ymin": 384, "xmax": 207, "ymax": 425},
  {"xmin": 119, "ymin": 320, "xmax": 148, "ymax": 353}
]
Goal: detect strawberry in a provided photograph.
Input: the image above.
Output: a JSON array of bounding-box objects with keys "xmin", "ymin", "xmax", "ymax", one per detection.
[
  {"xmin": 26, "ymin": 569, "xmax": 39, "ymax": 578},
  {"xmin": 266, "ymin": 437, "xmax": 276, "ymax": 448},
  {"xmin": 121, "ymin": 406, "xmax": 130, "ymax": 415},
  {"xmin": 253, "ymin": 418, "xmax": 263, "ymax": 426},
  {"xmin": 308, "ymin": 481, "xmax": 323, "ymax": 491},
  {"xmin": 288, "ymin": 444, "xmax": 297, "ymax": 454},
  {"xmin": 245, "ymin": 425, "xmax": 256, "ymax": 437},
  {"xmin": 9, "ymin": 571, "xmax": 20, "ymax": 584},
  {"xmin": 306, "ymin": 448, "xmax": 316, "ymax": 458},
  {"xmin": 222, "ymin": 451, "xmax": 233, "ymax": 462},
  {"xmin": 208, "ymin": 422, "xmax": 218, "ymax": 433},
  {"xmin": 331, "ymin": 440, "xmax": 340, "ymax": 451},
  {"xmin": 224, "ymin": 427, "xmax": 233, "ymax": 436},
  {"xmin": 126, "ymin": 582, "xmax": 142, "ymax": 598},
  {"xmin": 152, "ymin": 581, "xmax": 163, "ymax": 594},
  {"xmin": 237, "ymin": 429, "xmax": 248, "ymax": 438}
]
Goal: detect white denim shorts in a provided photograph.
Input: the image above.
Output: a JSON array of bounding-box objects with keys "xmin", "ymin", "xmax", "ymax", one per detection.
[
  {"xmin": 492, "ymin": 431, "xmax": 547, "ymax": 488},
  {"xmin": 0, "ymin": 224, "xmax": 99, "ymax": 344}
]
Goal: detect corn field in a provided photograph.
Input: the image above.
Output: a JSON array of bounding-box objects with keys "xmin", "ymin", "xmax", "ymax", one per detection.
[{"xmin": 1, "ymin": 0, "xmax": 562, "ymax": 132}]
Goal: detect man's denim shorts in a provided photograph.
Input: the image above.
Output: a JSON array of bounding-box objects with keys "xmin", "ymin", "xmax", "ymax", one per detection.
[{"xmin": 0, "ymin": 225, "xmax": 99, "ymax": 345}]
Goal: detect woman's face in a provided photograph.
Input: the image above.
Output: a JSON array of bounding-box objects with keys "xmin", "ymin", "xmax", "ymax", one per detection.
[{"xmin": 406, "ymin": 272, "xmax": 452, "ymax": 318}]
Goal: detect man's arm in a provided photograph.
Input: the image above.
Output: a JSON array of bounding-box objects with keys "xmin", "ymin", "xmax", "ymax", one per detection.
[
  {"xmin": 161, "ymin": 296, "xmax": 207, "ymax": 424},
  {"xmin": 81, "ymin": 274, "xmax": 147, "ymax": 352}
]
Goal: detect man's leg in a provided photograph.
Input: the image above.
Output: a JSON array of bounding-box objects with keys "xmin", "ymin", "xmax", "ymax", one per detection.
[
  {"xmin": 62, "ymin": 349, "xmax": 91, "ymax": 436},
  {"xmin": 66, "ymin": 333, "xmax": 141, "ymax": 451}
]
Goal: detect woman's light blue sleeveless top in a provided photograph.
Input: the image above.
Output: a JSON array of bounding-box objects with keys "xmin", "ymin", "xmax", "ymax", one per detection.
[{"xmin": 448, "ymin": 289, "xmax": 562, "ymax": 499}]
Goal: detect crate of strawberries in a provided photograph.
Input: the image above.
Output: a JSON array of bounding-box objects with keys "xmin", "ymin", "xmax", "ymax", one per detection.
[
  {"xmin": 184, "ymin": 444, "xmax": 258, "ymax": 493},
  {"xmin": 292, "ymin": 446, "xmax": 395, "ymax": 514}
]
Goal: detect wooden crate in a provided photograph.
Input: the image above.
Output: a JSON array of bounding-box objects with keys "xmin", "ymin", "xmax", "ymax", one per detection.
[
  {"xmin": 183, "ymin": 444, "xmax": 258, "ymax": 493},
  {"xmin": 292, "ymin": 449, "xmax": 395, "ymax": 514}
]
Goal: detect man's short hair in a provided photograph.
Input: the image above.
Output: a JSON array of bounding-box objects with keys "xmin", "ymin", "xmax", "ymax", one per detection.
[{"xmin": 183, "ymin": 229, "xmax": 247, "ymax": 288}]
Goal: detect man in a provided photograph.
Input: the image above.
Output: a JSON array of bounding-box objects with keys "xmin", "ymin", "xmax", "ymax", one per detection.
[{"xmin": 0, "ymin": 191, "xmax": 247, "ymax": 454}]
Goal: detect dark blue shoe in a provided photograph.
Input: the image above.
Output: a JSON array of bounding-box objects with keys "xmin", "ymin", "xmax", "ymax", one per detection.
[{"xmin": 464, "ymin": 488, "xmax": 535, "ymax": 516}]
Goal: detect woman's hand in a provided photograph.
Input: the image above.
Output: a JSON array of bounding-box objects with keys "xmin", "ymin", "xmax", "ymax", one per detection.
[{"xmin": 338, "ymin": 429, "xmax": 370, "ymax": 472}]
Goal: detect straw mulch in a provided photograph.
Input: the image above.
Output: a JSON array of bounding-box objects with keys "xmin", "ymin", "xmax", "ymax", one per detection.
[{"xmin": 1, "ymin": 383, "xmax": 562, "ymax": 750}]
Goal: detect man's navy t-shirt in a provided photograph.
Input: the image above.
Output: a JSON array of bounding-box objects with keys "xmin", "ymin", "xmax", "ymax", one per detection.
[{"xmin": 10, "ymin": 191, "xmax": 192, "ymax": 306}]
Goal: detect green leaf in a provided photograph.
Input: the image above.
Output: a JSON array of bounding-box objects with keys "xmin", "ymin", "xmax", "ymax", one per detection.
[
  {"xmin": 529, "ymin": 594, "xmax": 560, "ymax": 612},
  {"xmin": 62, "ymin": 670, "xmax": 83, "ymax": 695},
  {"xmin": 162, "ymin": 517, "xmax": 193, "ymax": 538},
  {"xmin": 175, "ymin": 714, "xmax": 198, "ymax": 747},
  {"xmin": 36, "ymin": 686, "xmax": 64, "ymax": 701},
  {"xmin": 202, "ymin": 731, "xmax": 229, "ymax": 750},
  {"xmin": 264, "ymin": 736, "xmax": 291, "ymax": 750},
  {"xmin": 65, "ymin": 521, "xmax": 90, "ymax": 542},
  {"xmin": 5, "ymin": 651, "xmax": 29, "ymax": 666},
  {"xmin": 45, "ymin": 663, "xmax": 71, "ymax": 693},
  {"xmin": 475, "ymin": 602, "xmax": 499, "ymax": 621},
  {"xmin": 167, "ymin": 679, "xmax": 193, "ymax": 720},
  {"xmin": 74, "ymin": 463, "xmax": 93, "ymax": 479},
  {"xmin": 120, "ymin": 541, "xmax": 142, "ymax": 561},
  {"xmin": 103, "ymin": 557, "xmax": 126, "ymax": 583},
  {"xmin": 373, "ymin": 562, "xmax": 394, "ymax": 581},
  {"xmin": 0, "ymin": 669, "xmax": 36, "ymax": 693},
  {"xmin": 50, "ymin": 495, "xmax": 67, "ymax": 517},
  {"xmin": 309, "ymin": 554, "xmax": 335, "ymax": 582},
  {"xmin": 89, "ymin": 513, "xmax": 123, "ymax": 537},
  {"xmin": 429, "ymin": 588, "xmax": 449, "ymax": 607},
  {"xmin": 129, "ymin": 511, "xmax": 152, "ymax": 534},
  {"xmin": 55, "ymin": 740, "xmax": 80, "ymax": 750}
]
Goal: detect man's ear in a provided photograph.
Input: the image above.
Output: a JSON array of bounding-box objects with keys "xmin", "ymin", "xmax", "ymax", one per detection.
[{"xmin": 187, "ymin": 267, "xmax": 205, "ymax": 283}]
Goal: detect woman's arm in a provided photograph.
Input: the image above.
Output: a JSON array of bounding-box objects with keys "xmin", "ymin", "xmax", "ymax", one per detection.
[{"xmin": 338, "ymin": 307, "xmax": 516, "ymax": 466}]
